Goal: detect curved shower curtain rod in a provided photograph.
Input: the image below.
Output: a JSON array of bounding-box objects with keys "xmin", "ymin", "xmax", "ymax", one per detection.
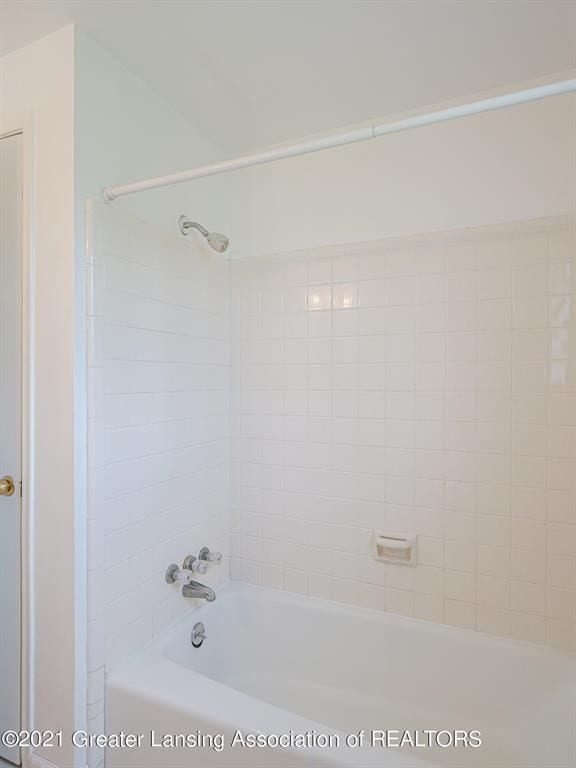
[{"xmin": 102, "ymin": 78, "xmax": 576, "ymax": 202}]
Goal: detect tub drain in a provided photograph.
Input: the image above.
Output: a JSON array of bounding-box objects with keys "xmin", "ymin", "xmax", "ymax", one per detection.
[{"xmin": 191, "ymin": 621, "xmax": 207, "ymax": 648}]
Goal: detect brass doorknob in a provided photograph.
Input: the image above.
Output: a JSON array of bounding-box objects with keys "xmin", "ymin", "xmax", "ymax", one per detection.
[{"xmin": 0, "ymin": 476, "xmax": 16, "ymax": 496}]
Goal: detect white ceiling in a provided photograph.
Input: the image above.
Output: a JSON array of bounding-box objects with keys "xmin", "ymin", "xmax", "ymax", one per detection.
[{"xmin": 1, "ymin": 0, "xmax": 574, "ymax": 153}]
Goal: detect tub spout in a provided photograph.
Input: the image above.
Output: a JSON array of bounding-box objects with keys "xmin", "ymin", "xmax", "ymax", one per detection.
[{"xmin": 182, "ymin": 580, "xmax": 216, "ymax": 602}]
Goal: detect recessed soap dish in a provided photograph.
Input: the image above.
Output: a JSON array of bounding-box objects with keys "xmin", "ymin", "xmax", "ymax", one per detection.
[{"xmin": 373, "ymin": 531, "xmax": 417, "ymax": 566}]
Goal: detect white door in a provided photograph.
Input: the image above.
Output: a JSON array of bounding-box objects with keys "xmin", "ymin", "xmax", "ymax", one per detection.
[{"xmin": 0, "ymin": 132, "xmax": 23, "ymax": 766}]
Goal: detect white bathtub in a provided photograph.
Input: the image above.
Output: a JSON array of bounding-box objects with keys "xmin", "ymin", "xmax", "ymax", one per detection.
[{"xmin": 107, "ymin": 581, "xmax": 575, "ymax": 768}]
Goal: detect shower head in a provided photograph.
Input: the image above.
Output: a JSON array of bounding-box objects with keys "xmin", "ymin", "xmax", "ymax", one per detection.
[
  {"xmin": 179, "ymin": 215, "xmax": 229, "ymax": 253},
  {"xmin": 206, "ymin": 231, "xmax": 229, "ymax": 253}
]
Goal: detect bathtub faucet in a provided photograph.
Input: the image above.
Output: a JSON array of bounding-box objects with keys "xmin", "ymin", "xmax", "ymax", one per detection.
[{"xmin": 182, "ymin": 579, "xmax": 216, "ymax": 602}]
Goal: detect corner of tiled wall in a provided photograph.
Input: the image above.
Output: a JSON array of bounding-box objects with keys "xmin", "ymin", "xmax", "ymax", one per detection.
[{"xmin": 85, "ymin": 199, "xmax": 106, "ymax": 768}]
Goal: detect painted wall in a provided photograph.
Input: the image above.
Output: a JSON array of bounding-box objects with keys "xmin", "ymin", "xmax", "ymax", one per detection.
[
  {"xmin": 0, "ymin": 26, "xmax": 83, "ymax": 768},
  {"xmin": 230, "ymin": 216, "xmax": 576, "ymax": 651},
  {"xmin": 74, "ymin": 29, "xmax": 239, "ymax": 255},
  {"xmin": 1, "ymin": 26, "xmax": 240, "ymax": 768},
  {"xmin": 234, "ymin": 92, "xmax": 575, "ymax": 258},
  {"xmin": 1, "ymin": 27, "xmax": 228, "ymax": 768}
]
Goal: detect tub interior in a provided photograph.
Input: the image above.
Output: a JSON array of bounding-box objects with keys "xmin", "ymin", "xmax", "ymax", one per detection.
[{"xmin": 162, "ymin": 583, "xmax": 575, "ymax": 767}]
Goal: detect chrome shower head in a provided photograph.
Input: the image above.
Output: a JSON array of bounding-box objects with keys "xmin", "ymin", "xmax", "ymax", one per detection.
[
  {"xmin": 179, "ymin": 215, "xmax": 229, "ymax": 253},
  {"xmin": 206, "ymin": 231, "xmax": 229, "ymax": 253}
]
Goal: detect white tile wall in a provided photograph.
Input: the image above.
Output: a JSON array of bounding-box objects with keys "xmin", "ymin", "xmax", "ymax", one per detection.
[
  {"xmin": 86, "ymin": 202, "xmax": 229, "ymax": 765},
  {"xmin": 86, "ymin": 210, "xmax": 575, "ymax": 767},
  {"xmin": 229, "ymin": 217, "xmax": 576, "ymax": 653}
]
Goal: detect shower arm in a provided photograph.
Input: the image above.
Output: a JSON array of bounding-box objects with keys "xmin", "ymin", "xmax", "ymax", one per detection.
[
  {"xmin": 180, "ymin": 219, "xmax": 209, "ymax": 237},
  {"xmin": 102, "ymin": 77, "xmax": 575, "ymax": 202}
]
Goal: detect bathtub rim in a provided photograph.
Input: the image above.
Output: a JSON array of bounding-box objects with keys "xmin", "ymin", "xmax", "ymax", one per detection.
[{"xmin": 110, "ymin": 580, "xmax": 575, "ymax": 676}]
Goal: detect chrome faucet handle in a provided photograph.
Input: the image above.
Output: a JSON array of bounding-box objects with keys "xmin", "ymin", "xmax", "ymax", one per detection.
[
  {"xmin": 182, "ymin": 554, "xmax": 209, "ymax": 575},
  {"xmin": 198, "ymin": 546, "xmax": 223, "ymax": 565},
  {"xmin": 165, "ymin": 562, "xmax": 200, "ymax": 584},
  {"xmin": 165, "ymin": 563, "xmax": 182, "ymax": 584}
]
